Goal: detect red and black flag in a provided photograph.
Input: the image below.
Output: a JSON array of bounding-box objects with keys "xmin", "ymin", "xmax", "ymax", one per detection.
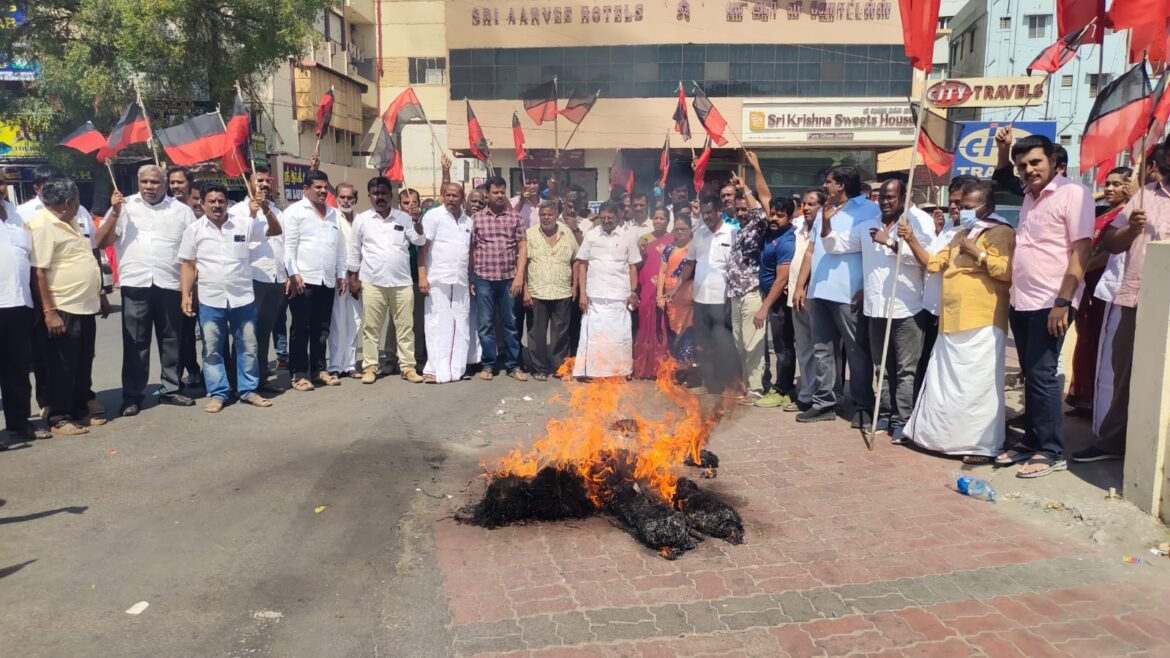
[
  {"xmin": 58, "ymin": 121, "xmax": 106, "ymax": 156},
  {"xmin": 1026, "ymin": 23, "xmax": 1096, "ymax": 75},
  {"xmin": 222, "ymin": 92, "xmax": 252, "ymax": 178},
  {"xmin": 898, "ymin": 0, "xmax": 942, "ymax": 72},
  {"xmin": 609, "ymin": 149, "xmax": 634, "ymax": 195},
  {"xmin": 96, "ymin": 102, "xmax": 151, "ymax": 161},
  {"xmin": 372, "ymin": 87, "xmax": 428, "ymax": 182},
  {"xmin": 910, "ymin": 103, "xmax": 961, "ymax": 176},
  {"xmin": 1081, "ymin": 62, "xmax": 1154, "ymax": 176},
  {"xmin": 693, "ymin": 137, "xmax": 711, "ymax": 193},
  {"xmin": 1133, "ymin": 72, "xmax": 1170, "ymax": 160},
  {"xmin": 522, "ymin": 80, "xmax": 558, "ymax": 125},
  {"xmin": 559, "ymin": 88, "xmax": 599, "ymax": 125},
  {"xmin": 673, "ymin": 82, "xmax": 692, "ymax": 141},
  {"xmin": 465, "ymin": 99, "xmax": 490, "ymax": 162},
  {"xmin": 691, "ymin": 85, "xmax": 728, "ymax": 147},
  {"xmin": 155, "ymin": 113, "xmax": 226, "ymax": 166},
  {"xmin": 315, "ymin": 86, "xmax": 335, "ymax": 137},
  {"xmin": 1057, "ymin": 0, "xmax": 1104, "ymax": 45},
  {"xmin": 657, "ymin": 133, "xmax": 670, "ymax": 190},
  {"xmin": 512, "ymin": 111, "xmax": 527, "ymax": 161}
]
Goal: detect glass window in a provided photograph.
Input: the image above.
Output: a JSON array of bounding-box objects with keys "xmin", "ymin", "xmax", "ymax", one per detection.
[
  {"xmin": 1026, "ymin": 14, "xmax": 1051, "ymax": 39},
  {"xmin": 775, "ymin": 45, "xmax": 798, "ymax": 63},
  {"xmin": 704, "ymin": 61, "xmax": 729, "ymax": 80},
  {"xmin": 731, "ymin": 62, "xmax": 752, "ymax": 81},
  {"xmin": 658, "ymin": 63, "xmax": 682, "ymax": 82},
  {"xmin": 821, "ymin": 62, "xmax": 844, "ymax": 81},
  {"xmin": 658, "ymin": 45, "xmax": 681, "ymax": 62},
  {"xmin": 633, "ymin": 45, "xmax": 657, "ymax": 63},
  {"xmin": 409, "ymin": 58, "xmax": 447, "ymax": 85},
  {"xmin": 540, "ymin": 48, "xmax": 562, "ymax": 65},
  {"xmin": 1061, "ymin": 75, "xmax": 1073, "ymax": 87},
  {"xmin": 798, "ymin": 63, "xmax": 820, "ymax": 80},
  {"xmin": 683, "ymin": 44, "xmax": 705, "ymax": 63},
  {"xmin": 611, "ymin": 46, "xmax": 634, "ymax": 63},
  {"xmin": 999, "ymin": 17, "xmax": 1011, "ymax": 29},
  {"xmin": 634, "ymin": 62, "xmax": 657, "ymax": 82},
  {"xmin": 1059, "ymin": 135, "xmax": 1072, "ymax": 146},
  {"xmin": 611, "ymin": 63, "xmax": 633, "ymax": 82},
  {"xmin": 730, "ymin": 44, "xmax": 753, "ymax": 61},
  {"xmin": 517, "ymin": 48, "xmax": 541, "ymax": 65},
  {"xmin": 705, "ymin": 80, "xmax": 729, "ymax": 97},
  {"xmin": 798, "ymin": 46, "xmax": 821, "ymax": 63},
  {"xmin": 681, "ymin": 62, "xmax": 704, "ymax": 83},
  {"xmin": 706, "ymin": 44, "xmax": 729, "ymax": 61},
  {"xmin": 495, "ymin": 49, "xmax": 516, "ymax": 66},
  {"xmin": 1086, "ymin": 73, "xmax": 1113, "ymax": 97},
  {"xmin": 752, "ymin": 44, "xmax": 775, "ymax": 62},
  {"xmin": 752, "ymin": 62, "xmax": 775, "ymax": 81}
]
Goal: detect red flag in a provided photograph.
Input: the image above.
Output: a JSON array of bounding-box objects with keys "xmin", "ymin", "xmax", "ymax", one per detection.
[
  {"xmin": 512, "ymin": 112, "xmax": 527, "ymax": 161},
  {"xmin": 658, "ymin": 133, "xmax": 670, "ymax": 190},
  {"xmin": 96, "ymin": 103, "xmax": 151, "ymax": 161},
  {"xmin": 58, "ymin": 121, "xmax": 107, "ymax": 156},
  {"xmin": 465, "ymin": 100, "xmax": 490, "ymax": 162},
  {"xmin": 1132, "ymin": 71, "xmax": 1170, "ymax": 160},
  {"xmin": 522, "ymin": 81, "xmax": 558, "ymax": 125},
  {"xmin": 1058, "ymin": 0, "xmax": 1104, "ymax": 45},
  {"xmin": 1108, "ymin": 0, "xmax": 1163, "ymax": 30},
  {"xmin": 911, "ymin": 103, "xmax": 961, "ymax": 176},
  {"xmin": 693, "ymin": 138, "xmax": 711, "ymax": 193},
  {"xmin": 691, "ymin": 86, "xmax": 728, "ymax": 147},
  {"xmin": 1081, "ymin": 63, "xmax": 1154, "ymax": 177},
  {"xmin": 559, "ymin": 89, "xmax": 598, "ymax": 125},
  {"xmin": 371, "ymin": 88, "xmax": 427, "ymax": 182},
  {"xmin": 609, "ymin": 149, "xmax": 634, "ymax": 195},
  {"xmin": 155, "ymin": 113, "xmax": 226, "ymax": 166},
  {"xmin": 1026, "ymin": 23, "xmax": 1096, "ymax": 75},
  {"xmin": 673, "ymin": 82, "xmax": 692, "ymax": 141},
  {"xmin": 898, "ymin": 0, "xmax": 942, "ymax": 72},
  {"xmin": 222, "ymin": 93, "xmax": 251, "ymax": 178},
  {"xmin": 315, "ymin": 86, "xmax": 335, "ymax": 137},
  {"xmin": 1128, "ymin": 18, "xmax": 1170, "ymax": 64}
]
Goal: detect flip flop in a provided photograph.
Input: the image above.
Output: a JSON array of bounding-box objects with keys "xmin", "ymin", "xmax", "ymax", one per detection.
[
  {"xmin": 51, "ymin": 420, "xmax": 88, "ymax": 436},
  {"xmin": 962, "ymin": 455, "xmax": 994, "ymax": 465},
  {"xmin": 508, "ymin": 369, "xmax": 529, "ymax": 382},
  {"xmin": 994, "ymin": 449, "xmax": 1032, "ymax": 467},
  {"xmin": 1016, "ymin": 455, "xmax": 1068, "ymax": 479},
  {"xmin": 532, "ymin": 373, "xmax": 548, "ymax": 381},
  {"xmin": 478, "ymin": 370, "xmax": 494, "ymax": 380},
  {"xmin": 204, "ymin": 398, "xmax": 225, "ymax": 413},
  {"xmin": 240, "ymin": 394, "xmax": 273, "ymax": 408},
  {"xmin": 292, "ymin": 378, "xmax": 315, "ymax": 392}
]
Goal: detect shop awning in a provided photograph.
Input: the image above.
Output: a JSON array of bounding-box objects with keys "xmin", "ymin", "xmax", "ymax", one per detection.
[{"xmin": 877, "ymin": 147, "xmax": 914, "ymax": 174}]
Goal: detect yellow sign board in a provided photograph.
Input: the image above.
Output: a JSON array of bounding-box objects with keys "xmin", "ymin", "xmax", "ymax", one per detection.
[{"xmin": 0, "ymin": 122, "xmax": 42, "ymax": 159}]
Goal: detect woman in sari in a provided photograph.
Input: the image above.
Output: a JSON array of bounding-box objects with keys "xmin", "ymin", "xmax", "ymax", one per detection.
[
  {"xmin": 1066, "ymin": 167, "xmax": 1132, "ymax": 415},
  {"xmin": 657, "ymin": 205, "xmax": 697, "ymax": 384},
  {"xmin": 633, "ymin": 208, "xmax": 674, "ymax": 378}
]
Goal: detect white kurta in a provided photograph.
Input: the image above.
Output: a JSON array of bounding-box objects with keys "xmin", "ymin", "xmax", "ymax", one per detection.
[
  {"xmin": 905, "ymin": 325, "xmax": 1006, "ymax": 456},
  {"xmin": 573, "ymin": 297, "xmax": 633, "ymax": 378},
  {"xmin": 328, "ymin": 216, "xmax": 363, "ymax": 373},
  {"xmin": 423, "ymin": 283, "xmax": 471, "ymax": 383}
]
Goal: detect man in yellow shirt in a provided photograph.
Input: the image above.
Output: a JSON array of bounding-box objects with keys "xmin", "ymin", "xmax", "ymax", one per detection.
[
  {"xmin": 27, "ymin": 179, "xmax": 109, "ymax": 436},
  {"xmin": 897, "ymin": 181, "xmax": 1015, "ymax": 463}
]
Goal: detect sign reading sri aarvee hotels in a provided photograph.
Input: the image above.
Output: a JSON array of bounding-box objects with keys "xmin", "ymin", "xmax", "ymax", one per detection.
[{"xmin": 743, "ymin": 102, "xmax": 916, "ymax": 145}]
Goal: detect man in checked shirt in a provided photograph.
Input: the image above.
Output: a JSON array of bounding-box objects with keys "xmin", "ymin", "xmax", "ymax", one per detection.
[{"xmin": 470, "ymin": 176, "xmax": 529, "ymax": 381}]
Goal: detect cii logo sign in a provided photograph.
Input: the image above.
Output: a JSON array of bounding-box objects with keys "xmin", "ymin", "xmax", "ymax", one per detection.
[{"xmin": 953, "ymin": 121, "xmax": 1057, "ymax": 177}]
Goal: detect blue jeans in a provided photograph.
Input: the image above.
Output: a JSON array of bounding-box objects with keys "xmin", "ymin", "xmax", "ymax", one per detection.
[
  {"xmin": 1009, "ymin": 307, "xmax": 1068, "ymax": 459},
  {"xmin": 200, "ymin": 302, "xmax": 260, "ymax": 401},
  {"xmin": 473, "ymin": 275, "xmax": 522, "ymax": 372}
]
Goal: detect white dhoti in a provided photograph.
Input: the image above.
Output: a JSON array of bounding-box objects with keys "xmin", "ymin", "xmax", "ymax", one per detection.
[
  {"xmin": 573, "ymin": 297, "xmax": 633, "ymax": 378},
  {"xmin": 423, "ymin": 283, "xmax": 471, "ymax": 383},
  {"xmin": 905, "ymin": 325, "xmax": 1005, "ymax": 456},
  {"xmin": 327, "ymin": 292, "xmax": 363, "ymax": 374},
  {"xmin": 467, "ymin": 290, "xmax": 482, "ymax": 366},
  {"xmin": 1093, "ymin": 302, "xmax": 1122, "ymax": 436}
]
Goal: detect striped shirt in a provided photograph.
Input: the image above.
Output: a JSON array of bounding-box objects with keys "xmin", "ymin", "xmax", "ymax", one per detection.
[{"xmin": 525, "ymin": 223, "xmax": 578, "ymax": 300}]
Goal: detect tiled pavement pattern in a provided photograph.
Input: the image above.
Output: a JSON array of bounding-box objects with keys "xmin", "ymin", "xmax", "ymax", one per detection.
[{"xmin": 436, "ymin": 394, "xmax": 1170, "ymax": 657}]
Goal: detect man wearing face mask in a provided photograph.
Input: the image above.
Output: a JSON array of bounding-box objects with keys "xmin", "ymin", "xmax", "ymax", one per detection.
[
  {"xmin": 326, "ymin": 183, "xmax": 363, "ymax": 379},
  {"xmin": 901, "ymin": 181, "xmax": 1014, "ymax": 463},
  {"xmin": 97, "ymin": 165, "xmax": 197, "ymax": 416},
  {"xmin": 231, "ymin": 166, "xmax": 284, "ymax": 390}
]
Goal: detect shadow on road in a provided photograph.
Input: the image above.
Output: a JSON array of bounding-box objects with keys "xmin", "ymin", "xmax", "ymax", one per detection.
[
  {"xmin": 0, "ymin": 506, "xmax": 88, "ymax": 526},
  {"xmin": 0, "ymin": 560, "xmax": 36, "ymax": 579}
]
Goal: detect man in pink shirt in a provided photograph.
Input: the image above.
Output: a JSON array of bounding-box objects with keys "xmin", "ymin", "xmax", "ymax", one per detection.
[
  {"xmin": 998, "ymin": 135, "xmax": 1093, "ymax": 478},
  {"xmin": 1074, "ymin": 144, "xmax": 1170, "ymax": 463}
]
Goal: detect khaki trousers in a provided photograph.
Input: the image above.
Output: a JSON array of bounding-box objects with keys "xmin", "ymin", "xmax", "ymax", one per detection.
[
  {"xmin": 362, "ymin": 283, "xmax": 415, "ymax": 371},
  {"xmin": 731, "ymin": 291, "xmax": 767, "ymax": 392}
]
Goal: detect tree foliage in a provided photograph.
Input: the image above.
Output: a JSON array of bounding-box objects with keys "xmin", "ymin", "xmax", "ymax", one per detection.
[{"xmin": 0, "ymin": 0, "xmax": 335, "ymax": 148}]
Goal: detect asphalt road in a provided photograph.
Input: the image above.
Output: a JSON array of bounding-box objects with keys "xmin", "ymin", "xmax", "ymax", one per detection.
[{"xmin": 0, "ymin": 293, "xmax": 537, "ymax": 657}]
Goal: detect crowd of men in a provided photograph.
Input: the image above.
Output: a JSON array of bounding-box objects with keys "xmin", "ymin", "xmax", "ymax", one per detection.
[{"xmin": 1, "ymin": 132, "xmax": 1165, "ymax": 481}]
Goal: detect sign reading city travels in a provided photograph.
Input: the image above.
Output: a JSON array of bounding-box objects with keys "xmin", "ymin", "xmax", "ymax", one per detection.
[
  {"xmin": 742, "ymin": 102, "xmax": 915, "ymax": 145},
  {"xmin": 925, "ymin": 77, "xmax": 1047, "ymax": 109},
  {"xmin": 450, "ymin": 0, "xmax": 901, "ymax": 46},
  {"xmin": 951, "ymin": 121, "xmax": 1057, "ymax": 177}
]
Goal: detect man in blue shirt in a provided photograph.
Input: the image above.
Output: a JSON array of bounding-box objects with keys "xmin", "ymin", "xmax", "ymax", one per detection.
[
  {"xmin": 756, "ymin": 196, "xmax": 798, "ymax": 408},
  {"xmin": 793, "ymin": 165, "xmax": 878, "ymax": 427}
]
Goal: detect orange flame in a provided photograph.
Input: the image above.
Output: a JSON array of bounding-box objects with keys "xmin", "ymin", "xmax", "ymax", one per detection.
[{"xmin": 486, "ymin": 357, "xmax": 718, "ymax": 506}]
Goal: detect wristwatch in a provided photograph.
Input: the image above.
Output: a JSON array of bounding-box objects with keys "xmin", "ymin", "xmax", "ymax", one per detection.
[{"xmin": 1054, "ymin": 297, "xmax": 1072, "ymax": 308}]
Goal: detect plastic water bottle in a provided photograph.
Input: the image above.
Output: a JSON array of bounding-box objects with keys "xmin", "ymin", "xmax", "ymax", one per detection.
[{"xmin": 952, "ymin": 472, "xmax": 996, "ymax": 503}]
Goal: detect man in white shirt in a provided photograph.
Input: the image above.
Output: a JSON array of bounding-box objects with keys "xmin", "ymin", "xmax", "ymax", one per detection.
[
  {"xmin": 510, "ymin": 176, "xmax": 541, "ymax": 229},
  {"xmin": 283, "ymin": 169, "xmax": 347, "ymax": 391},
  {"xmin": 96, "ymin": 164, "xmax": 197, "ymax": 416},
  {"xmin": 419, "ymin": 183, "xmax": 473, "ymax": 384},
  {"xmin": 326, "ymin": 182, "xmax": 363, "ymax": 380},
  {"xmin": 178, "ymin": 183, "xmax": 281, "ymax": 412},
  {"xmin": 0, "ymin": 175, "xmax": 51, "ymax": 446},
  {"xmin": 348, "ymin": 177, "xmax": 426, "ymax": 384},
  {"xmin": 572, "ymin": 201, "xmax": 641, "ymax": 378},
  {"xmin": 678, "ymin": 193, "xmax": 738, "ymax": 396},
  {"xmin": 857, "ymin": 178, "xmax": 933, "ymax": 442},
  {"xmin": 229, "ymin": 165, "xmax": 284, "ymax": 389}
]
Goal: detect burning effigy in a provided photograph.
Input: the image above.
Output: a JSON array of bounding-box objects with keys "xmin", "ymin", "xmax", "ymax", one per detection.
[{"xmin": 457, "ymin": 359, "xmax": 744, "ymax": 559}]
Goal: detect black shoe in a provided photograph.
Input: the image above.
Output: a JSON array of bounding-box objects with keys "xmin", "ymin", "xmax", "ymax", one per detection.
[
  {"xmin": 796, "ymin": 407, "xmax": 837, "ymax": 423},
  {"xmin": 1070, "ymin": 446, "xmax": 1123, "ymax": 463},
  {"xmin": 159, "ymin": 393, "xmax": 195, "ymax": 407},
  {"xmin": 851, "ymin": 410, "xmax": 872, "ymax": 430},
  {"xmin": 120, "ymin": 403, "xmax": 140, "ymax": 417}
]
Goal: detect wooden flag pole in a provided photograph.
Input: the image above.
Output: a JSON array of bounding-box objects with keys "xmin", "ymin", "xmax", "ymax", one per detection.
[
  {"xmin": 105, "ymin": 159, "xmax": 120, "ymax": 194},
  {"xmin": 866, "ymin": 85, "xmax": 931, "ymax": 450},
  {"xmin": 133, "ymin": 82, "xmax": 161, "ymax": 166}
]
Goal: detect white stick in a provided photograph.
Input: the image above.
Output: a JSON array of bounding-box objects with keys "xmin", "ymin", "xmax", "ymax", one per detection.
[{"xmin": 868, "ymin": 86, "xmax": 931, "ymax": 449}]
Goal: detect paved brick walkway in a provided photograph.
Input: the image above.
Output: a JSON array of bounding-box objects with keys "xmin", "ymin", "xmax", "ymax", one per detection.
[{"xmin": 435, "ymin": 386, "xmax": 1170, "ymax": 657}]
